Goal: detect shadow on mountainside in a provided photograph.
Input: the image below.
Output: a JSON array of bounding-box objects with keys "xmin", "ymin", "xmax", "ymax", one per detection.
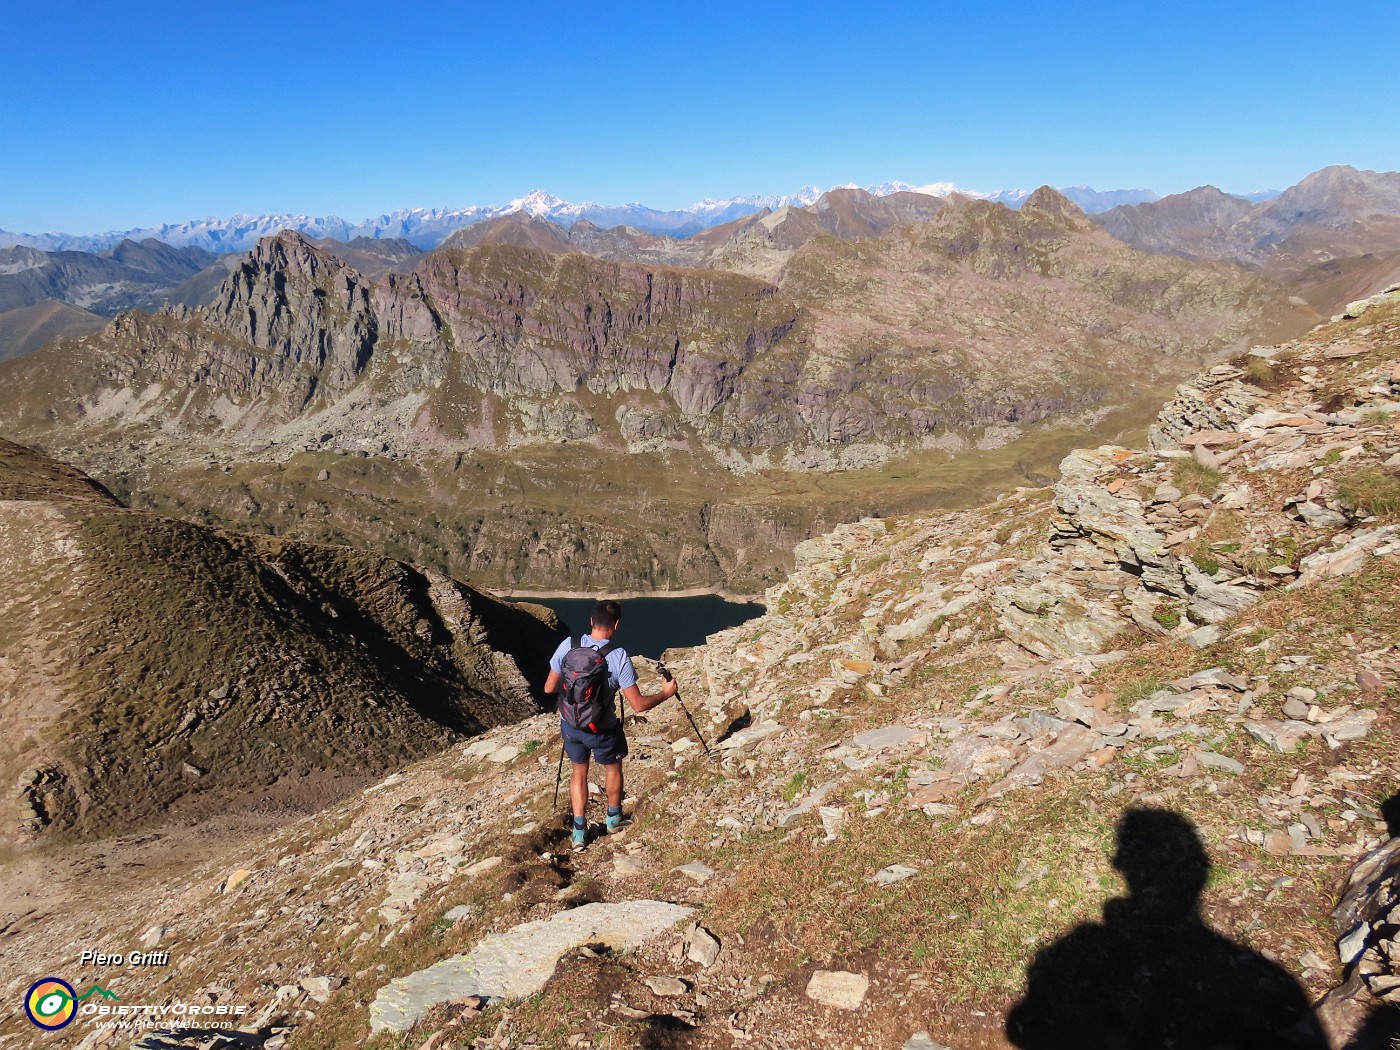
[{"xmin": 1006, "ymin": 807, "xmax": 1329, "ymax": 1050}]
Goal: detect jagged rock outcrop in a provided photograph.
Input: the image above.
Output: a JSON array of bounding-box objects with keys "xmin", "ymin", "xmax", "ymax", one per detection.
[
  {"xmin": 1312, "ymin": 836, "xmax": 1400, "ymax": 1046},
  {"xmin": 203, "ymin": 231, "xmax": 380, "ymax": 396}
]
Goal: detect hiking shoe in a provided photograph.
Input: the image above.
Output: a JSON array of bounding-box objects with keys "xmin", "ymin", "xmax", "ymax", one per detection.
[
  {"xmin": 605, "ymin": 812, "xmax": 632, "ymax": 834},
  {"xmin": 571, "ymin": 827, "xmax": 587, "ymax": 852}
]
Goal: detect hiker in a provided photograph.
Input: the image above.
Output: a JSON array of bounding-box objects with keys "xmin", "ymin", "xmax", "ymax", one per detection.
[{"xmin": 544, "ymin": 599, "xmax": 678, "ymax": 852}]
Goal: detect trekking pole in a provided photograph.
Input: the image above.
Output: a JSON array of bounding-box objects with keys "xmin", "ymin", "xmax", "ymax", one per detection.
[
  {"xmin": 658, "ymin": 665, "xmax": 712, "ymax": 754},
  {"xmin": 552, "ymin": 741, "xmax": 566, "ymax": 812}
]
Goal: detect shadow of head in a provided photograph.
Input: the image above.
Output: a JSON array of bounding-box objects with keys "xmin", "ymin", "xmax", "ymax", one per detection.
[
  {"xmin": 1379, "ymin": 792, "xmax": 1400, "ymax": 839},
  {"xmin": 1007, "ymin": 806, "xmax": 1332, "ymax": 1050},
  {"xmin": 1111, "ymin": 807, "xmax": 1210, "ymax": 915},
  {"xmin": 639, "ymin": 1013, "xmax": 696, "ymax": 1050}
]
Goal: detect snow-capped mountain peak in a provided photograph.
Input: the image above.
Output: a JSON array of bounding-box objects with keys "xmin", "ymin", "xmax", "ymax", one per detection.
[
  {"xmin": 509, "ymin": 190, "xmax": 578, "ymax": 217},
  {"xmin": 865, "ymin": 179, "xmax": 964, "ymax": 197},
  {"xmin": 0, "ymin": 179, "xmax": 1161, "ymax": 254}
]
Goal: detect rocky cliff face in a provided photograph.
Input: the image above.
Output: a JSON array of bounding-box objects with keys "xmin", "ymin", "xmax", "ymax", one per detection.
[
  {"xmin": 2, "ymin": 196, "xmax": 1315, "ymax": 457},
  {"xmin": 0, "ymin": 439, "xmax": 563, "ymax": 844},
  {"xmin": 0, "ymin": 197, "xmax": 1319, "ymax": 590},
  {"xmin": 395, "ymin": 245, "xmax": 799, "ymax": 421}
]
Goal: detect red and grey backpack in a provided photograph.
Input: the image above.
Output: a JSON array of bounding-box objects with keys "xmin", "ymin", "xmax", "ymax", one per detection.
[{"xmin": 558, "ymin": 639, "xmax": 619, "ymax": 733}]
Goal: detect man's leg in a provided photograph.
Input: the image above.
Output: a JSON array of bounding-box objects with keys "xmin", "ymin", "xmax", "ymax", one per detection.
[
  {"xmin": 561, "ymin": 726, "xmax": 592, "ymax": 852},
  {"xmin": 602, "ymin": 762, "xmax": 624, "ymax": 810},
  {"xmin": 570, "ymin": 758, "xmax": 591, "ymax": 822},
  {"xmin": 601, "ymin": 762, "xmax": 630, "ymax": 832}
]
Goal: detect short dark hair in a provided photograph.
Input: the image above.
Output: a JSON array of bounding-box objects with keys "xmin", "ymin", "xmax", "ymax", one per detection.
[{"xmin": 590, "ymin": 600, "xmax": 622, "ymax": 630}]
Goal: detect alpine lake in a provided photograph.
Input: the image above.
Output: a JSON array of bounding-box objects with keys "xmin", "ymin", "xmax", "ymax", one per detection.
[{"xmin": 509, "ymin": 594, "xmax": 766, "ymax": 661}]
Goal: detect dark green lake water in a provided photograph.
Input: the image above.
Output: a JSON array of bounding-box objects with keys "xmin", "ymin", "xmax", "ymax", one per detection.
[{"xmin": 511, "ymin": 594, "xmax": 765, "ymax": 660}]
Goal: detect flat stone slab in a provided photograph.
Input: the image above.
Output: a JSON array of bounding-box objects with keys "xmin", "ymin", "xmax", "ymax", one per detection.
[
  {"xmin": 777, "ymin": 779, "xmax": 840, "ymax": 827},
  {"xmin": 873, "ymin": 863, "xmax": 918, "ymax": 885},
  {"xmin": 1245, "ymin": 718, "xmax": 1314, "ymax": 752},
  {"xmin": 369, "ymin": 900, "xmax": 693, "ymax": 1033},
  {"xmin": 848, "ymin": 725, "xmax": 927, "ymax": 752},
  {"xmin": 1195, "ymin": 751, "xmax": 1245, "ymax": 775},
  {"xmin": 718, "ymin": 721, "xmax": 785, "ymax": 752},
  {"xmin": 674, "ymin": 862, "xmax": 715, "ymax": 885},
  {"xmin": 989, "ymin": 724, "xmax": 1098, "ymax": 797},
  {"xmin": 644, "ymin": 976, "xmax": 688, "ymax": 997},
  {"xmin": 461, "ymin": 856, "xmax": 502, "ymax": 879},
  {"xmin": 903, "ymin": 1034, "xmax": 954, "ymax": 1050},
  {"xmin": 806, "ymin": 969, "xmax": 869, "ymax": 1009}
]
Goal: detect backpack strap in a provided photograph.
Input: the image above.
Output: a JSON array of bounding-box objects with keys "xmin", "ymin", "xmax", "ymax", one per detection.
[{"xmin": 593, "ymin": 642, "xmax": 620, "ymax": 723}]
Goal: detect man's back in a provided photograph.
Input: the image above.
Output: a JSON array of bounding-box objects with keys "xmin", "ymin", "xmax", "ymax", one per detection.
[{"xmin": 550, "ymin": 633, "xmax": 637, "ymax": 724}]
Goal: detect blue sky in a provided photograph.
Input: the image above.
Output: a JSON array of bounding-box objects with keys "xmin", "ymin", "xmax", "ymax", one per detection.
[{"xmin": 2, "ymin": 0, "xmax": 1397, "ymax": 233}]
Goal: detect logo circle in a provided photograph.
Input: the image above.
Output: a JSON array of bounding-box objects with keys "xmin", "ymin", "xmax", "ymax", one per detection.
[{"xmin": 25, "ymin": 978, "xmax": 77, "ymax": 1030}]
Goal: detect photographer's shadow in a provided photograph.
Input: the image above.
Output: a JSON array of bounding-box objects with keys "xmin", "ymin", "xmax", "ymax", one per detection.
[{"xmin": 1006, "ymin": 808, "xmax": 1329, "ymax": 1050}]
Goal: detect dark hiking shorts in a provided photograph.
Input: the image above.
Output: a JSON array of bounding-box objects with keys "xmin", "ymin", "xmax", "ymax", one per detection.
[{"xmin": 561, "ymin": 718, "xmax": 628, "ymax": 765}]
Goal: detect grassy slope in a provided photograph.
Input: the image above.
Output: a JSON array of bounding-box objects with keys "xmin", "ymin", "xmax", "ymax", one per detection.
[
  {"xmin": 0, "ymin": 440, "xmax": 563, "ymax": 842},
  {"xmin": 0, "ymin": 299, "xmax": 106, "ymax": 361}
]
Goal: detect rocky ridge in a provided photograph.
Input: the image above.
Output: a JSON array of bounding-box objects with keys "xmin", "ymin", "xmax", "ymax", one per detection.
[
  {"xmin": 0, "ymin": 180, "xmax": 1156, "ymax": 256},
  {"xmin": 0, "ymin": 298, "xmax": 106, "ymax": 362},
  {"xmin": 0, "ymin": 238, "xmax": 218, "ymax": 317},
  {"xmin": 1098, "ymin": 165, "xmax": 1400, "ymax": 283},
  {"xmin": 1, "ymin": 291, "xmax": 1396, "ymax": 1048},
  {"xmin": 0, "ymin": 191, "xmax": 1317, "ymax": 591},
  {"xmin": 3, "ymin": 192, "xmax": 1314, "ymax": 461},
  {"xmin": 0, "ymin": 238, "xmax": 222, "ymax": 362},
  {"xmin": 0, "ymin": 438, "xmax": 563, "ymax": 844}
]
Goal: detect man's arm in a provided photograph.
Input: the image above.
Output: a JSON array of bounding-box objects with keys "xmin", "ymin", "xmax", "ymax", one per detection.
[
  {"xmin": 620, "ymin": 679, "xmax": 677, "ymax": 714},
  {"xmin": 544, "ymin": 670, "xmax": 561, "ymax": 696}
]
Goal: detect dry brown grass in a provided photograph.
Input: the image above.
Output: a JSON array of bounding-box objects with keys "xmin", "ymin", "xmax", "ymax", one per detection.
[
  {"xmin": 1242, "ymin": 357, "xmax": 1276, "ymax": 386},
  {"xmin": 1172, "ymin": 457, "xmax": 1226, "ymax": 496},
  {"xmin": 1337, "ymin": 468, "xmax": 1400, "ymax": 518}
]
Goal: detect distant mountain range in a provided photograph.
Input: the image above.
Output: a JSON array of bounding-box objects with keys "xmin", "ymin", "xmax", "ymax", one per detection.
[
  {"xmin": 0, "ymin": 237, "xmax": 220, "ymax": 358},
  {"xmin": 1097, "ymin": 165, "xmax": 1400, "ymax": 277},
  {"xmin": 0, "ymin": 186, "xmax": 1317, "ymax": 592},
  {"xmin": 0, "ymin": 182, "xmax": 1168, "ymax": 254}
]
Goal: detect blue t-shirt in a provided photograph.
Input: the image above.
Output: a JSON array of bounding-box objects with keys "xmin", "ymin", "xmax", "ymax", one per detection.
[{"xmin": 550, "ymin": 635, "xmax": 638, "ymax": 701}]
